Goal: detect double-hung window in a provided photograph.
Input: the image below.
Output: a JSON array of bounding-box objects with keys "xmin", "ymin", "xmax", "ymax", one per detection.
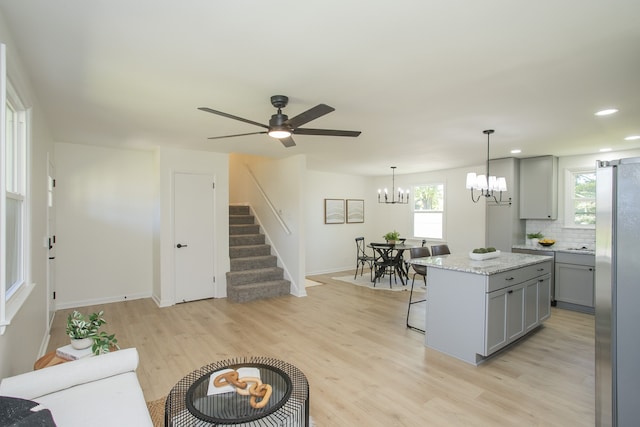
[
  {"xmin": 5, "ymin": 95, "xmax": 26, "ymax": 298},
  {"xmin": 566, "ymin": 169, "xmax": 596, "ymax": 227},
  {"xmin": 2, "ymin": 44, "xmax": 30, "ymax": 334},
  {"xmin": 412, "ymin": 183, "xmax": 445, "ymax": 240}
]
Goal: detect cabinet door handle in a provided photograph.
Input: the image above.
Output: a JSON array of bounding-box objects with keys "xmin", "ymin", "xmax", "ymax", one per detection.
[
  {"xmin": 537, "ymin": 268, "xmax": 544, "ymax": 271},
  {"xmin": 538, "ymin": 279, "xmax": 544, "ymax": 282},
  {"xmin": 589, "ymin": 268, "xmax": 593, "ymax": 271},
  {"xmin": 508, "ymin": 290, "xmax": 514, "ymax": 294},
  {"xmin": 505, "ymin": 277, "xmax": 515, "ymax": 281}
]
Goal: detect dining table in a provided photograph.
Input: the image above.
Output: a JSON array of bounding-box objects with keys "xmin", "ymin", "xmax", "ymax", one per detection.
[{"xmin": 368, "ymin": 242, "xmax": 421, "ymax": 286}]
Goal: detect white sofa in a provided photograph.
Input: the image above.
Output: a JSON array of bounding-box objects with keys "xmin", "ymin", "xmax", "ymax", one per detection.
[{"xmin": 0, "ymin": 347, "xmax": 153, "ymax": 426}]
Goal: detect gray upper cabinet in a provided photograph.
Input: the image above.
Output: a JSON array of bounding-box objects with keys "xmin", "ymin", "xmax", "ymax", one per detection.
[{"xmin": 519, "ymin": 155, "xmax": 558, "ymax": 219}]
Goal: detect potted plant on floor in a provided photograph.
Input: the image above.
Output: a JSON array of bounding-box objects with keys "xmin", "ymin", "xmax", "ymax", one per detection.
[
  {"xmin": 66, "ymin": 310, "xmax": 119, "ymax": 355},
  {"xmin": 383, "ymin": 230, "xmax": 401, "ymax": 244}
]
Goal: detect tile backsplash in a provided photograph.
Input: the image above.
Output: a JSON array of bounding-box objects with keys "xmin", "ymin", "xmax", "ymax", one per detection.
[{"xmin": 526, "ymin": 220, "xmax": 595, "ymax": 249}]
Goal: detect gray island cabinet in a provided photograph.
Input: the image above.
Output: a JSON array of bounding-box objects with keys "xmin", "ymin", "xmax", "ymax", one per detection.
[{"xmin": 410, "ymin": 252, "xmax": 552, "ymax": 365}]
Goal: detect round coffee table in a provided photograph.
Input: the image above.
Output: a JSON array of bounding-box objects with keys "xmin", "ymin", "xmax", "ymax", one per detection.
[{"xmin": 166, "ymin": 356, "xmax": 309, "ymax": 426}]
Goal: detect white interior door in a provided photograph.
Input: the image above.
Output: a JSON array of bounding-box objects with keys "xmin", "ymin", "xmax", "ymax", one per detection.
[
  {"xmin": 46, "ymin": 157, "xmax": 56, "ymax": 325},
  {"xmin": 174, "ymin": 173, "xmax": 215, "ymax": 302}
]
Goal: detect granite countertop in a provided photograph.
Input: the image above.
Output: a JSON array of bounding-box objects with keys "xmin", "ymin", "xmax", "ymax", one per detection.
[
  {"xmin": 409, "ymin": 252, "xmax": 552, "ymax": 276},
  {"xmin": 512, "ymin": 244, "xmax": 595, "ymax": 255}
]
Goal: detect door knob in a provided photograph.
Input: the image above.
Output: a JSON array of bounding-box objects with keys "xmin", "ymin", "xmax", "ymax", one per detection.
[{"xmin": 176, "ymin": 243, "xmax": 188, "ymax": 248}]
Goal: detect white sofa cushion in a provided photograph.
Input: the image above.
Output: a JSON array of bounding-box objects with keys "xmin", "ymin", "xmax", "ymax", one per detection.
[
  {"xmin": 35, "ymin": 371, "xmax": 152, "ymax": 427},
  {"xmin": 0, "ymin": 348, "xmax": 140, "ymax": 399},
  {"xmin": 0, "ymin": 348, "xmax": 152, "ymax": 426}
]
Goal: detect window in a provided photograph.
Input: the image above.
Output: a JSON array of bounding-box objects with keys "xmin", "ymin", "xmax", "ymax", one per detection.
[
  {"xmin": 5, "ymin": 96, "xmax": 26, "ymax": 298},
  {"xmin": 413, "ymin": 183, "xmax": 444, "ymax": 239},
  {"xmin": 2, "ymin": 44, "xmax": 31, "ymax": 334},
  {"xmin": 566, "ymin": 169, "xmax": 596, "ymax": 227}
]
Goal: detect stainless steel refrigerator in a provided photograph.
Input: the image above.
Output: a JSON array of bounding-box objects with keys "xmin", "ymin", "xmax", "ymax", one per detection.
[{"xmin": 595, "ymin": 157, "xmax": 640, "ymax": 427}]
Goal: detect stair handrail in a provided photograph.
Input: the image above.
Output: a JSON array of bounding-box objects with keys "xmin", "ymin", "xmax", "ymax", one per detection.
[{"xmin": 245, "ymin": 164, "xmax": 292, "ymax": 235}]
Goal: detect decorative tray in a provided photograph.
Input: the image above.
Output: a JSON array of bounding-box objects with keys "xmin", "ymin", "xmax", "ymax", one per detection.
[{"xmin": 468, "ymin": 250, "xmax": 501, "ymax": 261}]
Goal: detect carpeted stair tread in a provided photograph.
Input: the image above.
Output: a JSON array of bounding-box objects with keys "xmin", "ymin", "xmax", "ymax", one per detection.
[
  {"xmin": 226, "ymin": 267, "xmax": 285, "ymax": 286},
  {"xmin": 229, "ymin": 234, "xmax": 265, "ymax": 246},
  {"xmin": 227, "ymin": 280, "xmax": 291, "ymax": 303},
  {"xmin": 230, "ymin": 255, "xmax": 277, "ymax": 271},
  {"xmin": 229, "ymin": 244, "xmax": 272, "ymax": 258},
  {"xmin": 229, "ymin": 224, "xmax": 260, "ymax": 235},
  {"xmin": 230, "ymin": 214, "xmax": 255, "ymax": 225},
  {"xmin": 229, "ymin": 205, "xmax": 250, "ymax": 215}
]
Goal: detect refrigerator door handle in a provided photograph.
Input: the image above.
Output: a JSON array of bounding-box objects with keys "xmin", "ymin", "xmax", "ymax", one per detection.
[{"xmin": 595, "ymin": 160, "xmax": 614, "ymax": 427}]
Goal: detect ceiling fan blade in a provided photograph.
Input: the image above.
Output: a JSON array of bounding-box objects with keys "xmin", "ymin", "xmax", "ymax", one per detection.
[
  {"xmin": 198, "ymin": 107, "xmax": 269, "ymax": 129},
  {"xmin": 207, "ymin": 131, "xmax": 267, "ymax": 140},
  {"xmin": 293, "ymin": 128, "xmax": 362, "ymax": 137},
  {"xmin": 285, "ymin": 104, "xmax": 335, "ymax": 129},
  {"xmin": 279, "ymin": 136, "xmax": 296, "ymax": 148}
]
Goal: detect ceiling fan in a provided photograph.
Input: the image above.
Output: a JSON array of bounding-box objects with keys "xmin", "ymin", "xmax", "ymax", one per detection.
[{"xmin": 198, "ymin": 95, "xmax": 361, "ymax": 148}]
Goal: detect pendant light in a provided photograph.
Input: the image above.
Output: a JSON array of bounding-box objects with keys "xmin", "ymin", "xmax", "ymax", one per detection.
[
  {"xmin": 378, "ymin": 166, "xmax": 409, "ymax": 204},
  {"xmin": 465, "ymin": 129, "xmax": 508, "ymax": 204}
]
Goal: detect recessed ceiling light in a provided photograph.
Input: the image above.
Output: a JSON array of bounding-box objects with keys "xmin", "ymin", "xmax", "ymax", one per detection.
[
  {"xmin": 595, "ymin": 108, "xmax": 619, "ymax": 116},
  {"xmin": 510, "ymin": 149, "xmax": 521, "ymax": 154},
  {"xmin": 624, "ymin": 135, "xmax": 640, "ymax": 141},
  {"xmin": 600, "ymin": 148, "xmax": 612, "ymax": 152}
]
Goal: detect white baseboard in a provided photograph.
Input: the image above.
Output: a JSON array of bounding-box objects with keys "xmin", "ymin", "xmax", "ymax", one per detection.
[
  {"xmin": 54, "ymin": 291, "xmax": 152, "ymax": 310},
  {"xmin": 306, "ymin": 265, "xmax": 354, "ymax": 276},
  {"xmin": 38, "ymin": 332, "xmax": 51, "ymax": 358}
]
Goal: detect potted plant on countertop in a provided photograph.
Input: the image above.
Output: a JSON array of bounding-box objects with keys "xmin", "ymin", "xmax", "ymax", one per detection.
[
  {"xmin": 526, "ymin": 232, "xmax": 544, "ymax": 247},
  {"xmin": 66, "ymin": 310, "xmax": 119, "ymax": 355},
  {"xmin": 383, "ymin": 230, "xmax": 401, "ymax": 244}
]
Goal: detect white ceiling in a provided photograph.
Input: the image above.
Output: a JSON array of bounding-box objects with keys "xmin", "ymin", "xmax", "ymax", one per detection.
[{"xmin": 1, "ymin": 1, "xmax": 639, "ymax": 176}]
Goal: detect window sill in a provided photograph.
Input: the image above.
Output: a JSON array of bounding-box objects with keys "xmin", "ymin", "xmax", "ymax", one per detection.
[
  {"xmin": 562, "ymin": 225, "xmax": 595, "ymax": 230},
  {"xmin": 0, "ymin": 282, "xmax": 36, "ymax": 335}
]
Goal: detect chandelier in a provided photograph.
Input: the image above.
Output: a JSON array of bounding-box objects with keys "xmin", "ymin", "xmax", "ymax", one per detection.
[
  {"xmin": 378, "ymin": 166, "xmax": 409, "ymax": 204},
  {"xmin": 465, "ymin": 129, "xmax": 508, "ymax": 204}
]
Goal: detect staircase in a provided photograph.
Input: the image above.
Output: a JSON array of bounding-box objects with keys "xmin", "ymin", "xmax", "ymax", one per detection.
[{"xmin": 227, "ymin": 206, "xmax": 290, "ymax": 303}]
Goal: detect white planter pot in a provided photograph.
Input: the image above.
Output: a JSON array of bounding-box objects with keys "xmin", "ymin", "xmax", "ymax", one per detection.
[
  {"xmin": 527, "ymin": 238, "xmax": 540, "ymax": 247},
  {"xmin": 70, "ymin": 337, "xmax": 92, "ymax": 350}
]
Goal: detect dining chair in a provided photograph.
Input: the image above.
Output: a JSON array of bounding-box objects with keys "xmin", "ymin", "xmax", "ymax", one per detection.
[
  {"xmin": 354, "ymin": 237, "xmax": 375, "ymax": 280},
  {"xmin": 406, "ymin": 246, "xmax": 430, "ymax": 332},
  {"xmin": 431, "ymin": 244, "xmax": 451, "ymax": 256},
  {"xmin": 370, "ymin": 243, "xmax": 405, "ymax": 288}
]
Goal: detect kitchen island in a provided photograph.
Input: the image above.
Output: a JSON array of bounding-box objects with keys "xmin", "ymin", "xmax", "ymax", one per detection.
[{"xmin": 409, "ymin": 252, "xmax": 552, "ymax": 365}]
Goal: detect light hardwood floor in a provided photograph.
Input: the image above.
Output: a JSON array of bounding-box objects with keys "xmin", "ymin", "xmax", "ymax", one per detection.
[{"xmin": 47, "ymin": 270, "xmax": 595, "ymax": 426}]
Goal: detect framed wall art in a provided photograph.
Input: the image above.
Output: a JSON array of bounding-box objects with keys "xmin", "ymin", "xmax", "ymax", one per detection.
[
  {"xmin": 324, "ymin": 199, "xmax": 345, "ymax": 224},
  {"xmin": 346, "ymin": 199, "xmax": 364, "ymax": 223}
]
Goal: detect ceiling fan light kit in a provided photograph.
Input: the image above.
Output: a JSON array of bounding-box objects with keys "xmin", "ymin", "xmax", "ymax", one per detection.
[
  {"xmin": 466, "ymin": 129, "xmax": 509, "ymax": 205},
  {"xmin": 267, "ymin": 127, "xmax": 292, "ymax": 139},
  {"xmin": 267, "ymin": 96, "xmax": 292, "ymax": 138},
  {"xmin": 199, "ymin": 95, "xmax": 361, "ymax": 147}
]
